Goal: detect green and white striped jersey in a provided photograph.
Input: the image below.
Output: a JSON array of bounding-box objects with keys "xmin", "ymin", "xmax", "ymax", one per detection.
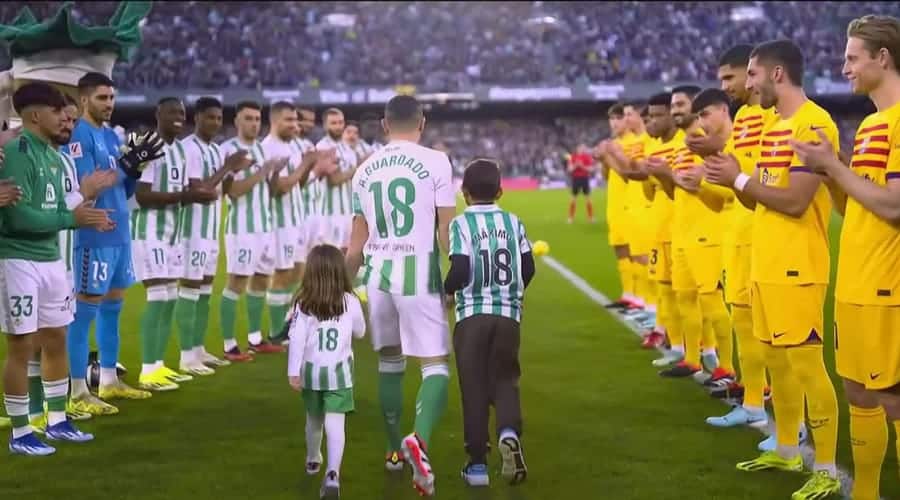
[
  {"xmin": 286, "ymin": 293, "xmax": 366, "ymax": 391},
  {"xmin": 220, "ymin": 138, "xmax": 272, "ymax": 235},
  {"xmin": 130, "ymin": 139, "xmax": 187, "ymax": 245},
  {"xmin": 351, "ymin": 139, "xmax": 457, "ymax": 296},
  {"xmin": 449, "ymin": 204, "xmax": 531, "ymax": 323},
  {"xmin": 181, "ymin": 134, "xmax": 224, "ymax": 241},
  {"xmin": 292, "ymin": 137, "xmax": 323, "ymax": 218},
  {"xmin": 59, "ymin": 151, "xmax": 80, "ymax": 273},
  {"xmin": 316, "ymin": 136, "xmax": 357, "ymax": 217},
  {"xmin": 261, "ymin": 135, "xmax": 302, "ymax": 230}
]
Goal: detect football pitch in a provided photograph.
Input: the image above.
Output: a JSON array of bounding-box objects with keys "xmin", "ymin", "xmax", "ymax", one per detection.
[{"xmin": 1, "ymin": 189, "xmax": 898, "ymax": 500}]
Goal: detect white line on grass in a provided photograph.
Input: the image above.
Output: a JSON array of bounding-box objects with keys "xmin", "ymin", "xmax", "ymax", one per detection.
[{"xmin": 541, "ymin": 255, "xmax": 858, "ymax": 500}]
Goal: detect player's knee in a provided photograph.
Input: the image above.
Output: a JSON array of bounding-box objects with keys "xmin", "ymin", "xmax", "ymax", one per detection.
[
  {"xmin": 100, "ymin": 297, "xmax": 124, "ymax": 313},
  {"xmin": 37, "ymin": 328, "xmax": 66, "ymax": 355},
  {"xmin": 250, "ymin": 273, "xmax": 271, "ymax": 291},
  {"xmin": 227, "ymin": 275, "xmax": 248, "ymax": 293},
  {"xmin": 843, "ymin": 378, "xmax": 880, "ymax": 408},
  {"xmin": 180, "ymin": 279, "xmax": 203, "ymax": 289}
]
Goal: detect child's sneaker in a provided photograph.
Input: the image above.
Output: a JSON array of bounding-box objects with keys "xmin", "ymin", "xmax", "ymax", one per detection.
[
  {"xmin": 460, "ymin": 463, "xmax": 489, "ymax": 487},
  {"xmin": 306, "ymin": 460, "xmax": 322, "ymax": 475},
  {"xmin": 320, "ymin": 470, "xmax": 340, "ymax": 499},
  {"xmin": 498, "ymin": 433, "xmax": 528, "ymax": 485},
  {"xmin": 384, "ymin": 450, "xmax": 405, "ymax": 472}
]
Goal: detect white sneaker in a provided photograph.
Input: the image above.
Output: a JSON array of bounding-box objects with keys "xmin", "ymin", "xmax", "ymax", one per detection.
[
  {"xmin": 180, "ymin": 362, "xmax": 215, "ymax": 376},
  {"xmin": 320, "ymin": 470, "xmax": 339, "ymax": 499},
  {"xmin": 401, "ymin": 434, "xmax": 435, "ymax": 496},
  {"xmin": 199, "ymin": 351, "xmax": 231, "ymax": 367}
]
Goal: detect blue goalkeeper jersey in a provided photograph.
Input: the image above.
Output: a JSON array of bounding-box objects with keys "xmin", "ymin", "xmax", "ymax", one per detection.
[{"xmin": 68, "ymin": 119, "xmax": 132, "ymax": 248}]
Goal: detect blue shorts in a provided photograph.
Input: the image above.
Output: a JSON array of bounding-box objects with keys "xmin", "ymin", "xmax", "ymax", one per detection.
[{"xmin": 74, "ymin": 245, "xmax": 136, "ymax": 296}]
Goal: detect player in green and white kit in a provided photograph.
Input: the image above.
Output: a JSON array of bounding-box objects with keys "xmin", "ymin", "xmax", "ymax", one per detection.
[
  {"xmin": 177, "ymin": 97, "xmax": 253, "ymax": 370},
  {"xmin": 220, "ymin": 101, "xmax": 288, "ymax": 356},
  {"xmin": 317, "ymin": 108, "xmax": 361, "ymax": 250},
  {"xmin": 294, "ymin": 108, "xmax": 325, "ymax": 267},
  {"xmin": 133, "ymin": 97, "xmax": 218, "ymax": 392},
  {"xmin": 347, "ymin": 96, "xmax": 457, "ymax": 496}
]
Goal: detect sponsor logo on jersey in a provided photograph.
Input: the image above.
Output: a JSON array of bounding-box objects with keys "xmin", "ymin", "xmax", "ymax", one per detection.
[{"xmin": 69, "ymin": 142, "xmax": 82, "ymax": 158}]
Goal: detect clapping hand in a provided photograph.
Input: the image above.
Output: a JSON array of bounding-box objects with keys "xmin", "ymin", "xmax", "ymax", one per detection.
[{"xmin": 703, "ymin": 153, "xmax": 742, "ymax": 186}]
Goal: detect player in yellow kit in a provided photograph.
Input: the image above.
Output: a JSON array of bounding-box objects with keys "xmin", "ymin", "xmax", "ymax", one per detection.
[
  {"xmin": 705, "ymin": 40, "xmax": 841, "ymax": 500},
  {"xmin": 792, "ymin": 15, "xmax": 900, "ymax": 500}
]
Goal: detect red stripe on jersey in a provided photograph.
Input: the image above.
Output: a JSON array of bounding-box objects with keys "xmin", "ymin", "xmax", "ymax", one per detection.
[
  {"xmin": 732, "ymin": 130, "xmax": 762, "ymax": 142},
  {"xmin": 651, "ymin": 148, "xmax": 674, "ymax": 156},
  {"xmin": 851, "ymin": 159, "xmax": 887, "ymax": 169},
  {"xmin": 757, "ymin": 160, "xmax": 792, "ymax": 168},
  {"xmin": 853, "ymin": 147, "xmax": 890, "ymax": 156},
  {"xmin": 742, "ymin": 122, "xmax": 763, "ymax": 131},
  {"xmin": 736, "ymin": 114, "xmax": 762, "ymax": 124},
  {"xmin": 765, "ymin": 129, "xmax": 793, "ymax": 137},
  {"xmin": 761, "ymin": 140, "xmax": 790, "ymax": 147},
  {"xmin": 855, "ymin": 135, "xmax": 889, "ymax": 145},
  {"xmin": 859, "ymin": 123, "xmax": 889, "ymax": 135},
  {"xmin": 762, "ymin": 149, "xmax": 793, "ymax": 157},
  {"xmin": 734, "ymin": 139, "xmax": 760, "ymax": 149}
]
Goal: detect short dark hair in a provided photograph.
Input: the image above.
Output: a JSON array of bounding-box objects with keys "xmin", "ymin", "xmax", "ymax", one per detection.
[
  {"xmin": 157, "ymin": 96, "xmax": 182, "ymax": 108},
  {"xmin": 270, "ymin": 100, "xmax": 296, "ymax": 116},
  {"xmin": 462, "ymin": 158, "xmax": 502, "ymax": 201},
  {"xmin": 384, "ymin": 95, "xmax": 423, "ymax": 130},
  {"xmin": 691, "ymin": 88, "xmax": 731, "ymax": 114},
  {"xmin": 297, "ymin": 106, "xmax": 315, "ymax": 115},
  {"xmin": 235, "ymin": 100, "xmax": 261, "ymax": 114},
  {"xmin": 360, "ymin": 112, "xmax": 380, "ymax": 122},
  {"xmin": 718, "ymin": 44, "xmax": 754, "ymax": 68},
  {"xmin": 13, "ymin": 82, "xmax": 66, "ymax": 114},
  {"xmin": 345, "ymin": 120, "xmax": 360, "ymax": 130},
  {"xmin": 194, "ymin": 97, "xmax": 222, "ymax": 114},
  {"xmin": 671, "ymin": 85, "xmax": 702, "ymax": 99},
  {"xmin": 62, "ymin": 92, "xmax": 78, "ymax": 107},
  {"xmin": 607, "ymin": 103, "xmax": 625, "ymax": 118},
  {"xmin": 750, "ymin": 40, "xmax": 804, "ymax": 86},
  {"xmin": 623, "ymin": 99, "xmax": 646, "ymax": 112},
  {"xmin": 77, "ymin": 72, "xmax": 114, "ymax": 95},
  {"xmin": 648, "ymin": 92, "xmax": 672, "ymax": 107}
]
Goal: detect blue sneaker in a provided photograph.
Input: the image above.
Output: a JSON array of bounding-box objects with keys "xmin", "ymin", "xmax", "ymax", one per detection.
[
  {"xmin": 758, "ymin": 425, "xmax": 809, "ymax": 452},
  {"xmin": 9, "ymin": 433, "xmax": 56, "ymax": 456},
  {"xmin": 461, "ymin": 463, "xmax": 489, "ymax": 487},
  {"xmin": 706, "ymin": 406, "xmax": 769, "ymax": 429},
  {"xmin": 45, "ymin": 420, "xmax": 94, "ymax": 443}
]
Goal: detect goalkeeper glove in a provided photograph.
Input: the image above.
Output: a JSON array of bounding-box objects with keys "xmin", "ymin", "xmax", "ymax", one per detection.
[{"xmin": 118, "ymin": 130, "xmax": 165, "ymax": 179}]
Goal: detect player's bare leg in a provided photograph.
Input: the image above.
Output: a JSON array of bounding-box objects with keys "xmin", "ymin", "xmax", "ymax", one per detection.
[{"xmin": 220, "ymin": 274, "xmax": 254, "ymax": 362}]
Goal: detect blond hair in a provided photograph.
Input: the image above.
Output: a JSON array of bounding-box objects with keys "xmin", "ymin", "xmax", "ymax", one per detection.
[{"xmin": 848, "ymin": 15, "xmax": 900, "ymax": 71}]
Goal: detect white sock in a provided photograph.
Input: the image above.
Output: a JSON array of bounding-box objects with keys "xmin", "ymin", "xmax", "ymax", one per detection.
[
  {"xmin": 224, "ymin": 339, "xmax": 238, "ymax": 352},
  {"xmin": 43, "ymin": 379, "xmax": 68, "ymax": 426},
  {"xmin": 70, "ymin": 378, "xmax": 90, "ymax": 398},
  {"xmin": 180, "ymin": 350, "xmax": 195, "ymax": 365},
  {"xmin": 306, "ymin": 412, "xmax": 325, "ymax": 463},
  {"xmin": 5, "ymin": 394, "xmax": 31, "ymax": 439},
  {"xmin": 193, "ymin": 345, "xmax": 205, "ymax": 357},
  {"xmin": 499, "ymin": 428, "xmax": 517, "ymax": 441},
  {"xmin": 248, "ymin": 331, "xmax": 263, "ymax": 346},
  {"xmin": 671, "ymin": 344, "xmax": 685, "ymax": 354},
  {"xmin": 324, "ymin": 413, "xmax": 346, "ymax": 474},
  {"xmin": 814, "ymin": 463, "xmax": 837, "ymax": 477},
  {"xmin": 702, "ymin": 348, "xmax": 717, "ymax": 357},
  {"xmin": 141, "ymin": 363, "xmax": 157, "ymax": 376},
  {"xmin": 99, "ymin": 367, "xmax": 119, "ymax": 388},
  {"xmin": 154, "ymin": 360, "xmax": 164, "ymax": 370}
]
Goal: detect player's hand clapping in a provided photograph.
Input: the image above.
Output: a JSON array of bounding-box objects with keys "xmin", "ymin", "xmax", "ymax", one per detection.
[
  {"xmin": 119, "ymin": 130, "xmax": 165, "ymax": 179},
  {"xmin": 262, "ymin": 157, "xmax": 290, "ymax": 177},
  {"xmin": 703, "ymin": 153, "xmax": 741, "ymax": 186},
  {"xmin": 790, "ymin": 128, "xmax": 840, "ymax": 176},
  {"xmin": 0, "ymin": 179, "xmax": 22, "ymax": 207},
  {"xmin": 182, "ymin": 184, "xmax": 219, "ymax": 204},
  {"xmin": 645, "ymin": 156, "xmax": 672, "ymax": 179},
  {"xmin": 675, "ymin": 166, "xmax": 704, "ymax": 193},
  {"xmin": 74, "ymin": 202, "xmax": 115, "ymax": 231},
  {"xmin": 223, "ymin": 150, "xmax": 254, "ymax": 173},
  {"xmin": 79, "ymin": 169, "xmax": 118, "ymax": 200},
  {"xmin": 685, "ymin": 133, "xmax": 724, "ymax": 158}
]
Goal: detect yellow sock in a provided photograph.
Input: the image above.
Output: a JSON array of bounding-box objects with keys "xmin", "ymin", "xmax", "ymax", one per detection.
[
  {"xmin": 764, "ymin": 342, "xmax": 805, "ymax": 451},
  {"xmin": 894, "ymin": 421, "xmax": 900, "ymax": 481},
  {"xmin": 659, "ymin": 283, "xmax": 683, "ymax": 349},
  {"xmin": 787, "ymin": 344, "xmax": 839, "ymax": 466},
  {"xmin": 732, "ymin": 305, "xmax": 766, "ymax": 408},
  {"xmin": 634, "ymin": 268, "xmax": 648, "ymax": 305},
  {"xmin": 676, "ymin": 290, "xmax": 702, "ymax": 366},
  {"xmin": 700, "ymin": 291, "xmax": 733, "ymax": 373},
  {"xmin": 617, "ymin": 258, "xmax": 631, "ymax": 299},
  {"xmin": 644, "ymin": 275, "xmax": 658, "ymax": 312},
  {"xmin": 849, "ymin": 405, "xmax": 888, "ymax": 500}
]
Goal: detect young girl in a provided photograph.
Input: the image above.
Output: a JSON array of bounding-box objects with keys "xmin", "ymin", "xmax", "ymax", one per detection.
[{"xmin": 287, "ymin": 244, "xmax": 366, "ymax": 499}]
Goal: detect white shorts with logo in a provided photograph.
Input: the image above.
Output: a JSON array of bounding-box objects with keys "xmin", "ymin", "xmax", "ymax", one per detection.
[
  {"xmin": 225, "ymin": 232, "xmax": 275, "ymax": 276},
  {"xmin": 275, "ymin": 226, "xmax": 300, "ymax": 270},
  {"xmin": 0, "ymin": 259, "xmax": 74, "ymax": 334},
  {"xmin": 182, "ymin": 238, "xmax": 219, "ymax": 280},
  {"xmin": 132, "ymin": 239, "xmax": 183, "ymax": 281},
  {"xmin": 367, "ymin": 286, "xmax": 451, "ymax": 357}
]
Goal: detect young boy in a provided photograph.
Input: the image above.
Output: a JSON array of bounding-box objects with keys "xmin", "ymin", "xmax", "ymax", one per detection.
[{"xmin": 444, "ymin": 158, "xmax": 535, "ymax": 487}]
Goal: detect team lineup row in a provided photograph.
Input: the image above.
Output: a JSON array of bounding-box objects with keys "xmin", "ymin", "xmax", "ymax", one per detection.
[{"xmin": 594, "ymin": 16, "xmax": 900, "ymax": 500}]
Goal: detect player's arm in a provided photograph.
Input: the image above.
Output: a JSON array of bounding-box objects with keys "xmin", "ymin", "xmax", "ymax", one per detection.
[
  {"xmin": 0, "ymin": 151, "xmax": 76, "ymax": 232},
  {"xmin": 226, "ymin": 159, "xmax": 278, "ymax": 199},
  {"xmin": 741, "ymin": 169, "xmax": 820, "ymax": 218},
  {"xmin": 518, "ymin": 220, "xmax": 535, "ymax": 288},
  {"xmin": 134, "ymin": 159, "xmax": 186, "ymax": 208},
  {"xmin": 286, "ymin": 310, "xmax": 308, "ymax": 389},
  {"xmin": 326, "ymin": 164, "xmax": 358, "ymax": 187},
  {"xmin": 646, "ymin": 158, "xmax": 675, "ymax": 200},
  {"xmin": 444, "ymin": 218, "xmax": 471, "ymax": 294},
  {"xmin": 271, "ymin": 152, "xmax": 317, "ymax": 195},
  {"xmin": 642, "ymin": 178, "xmax": 656, "ymax": 202},
  {"xmin": 346, "ymin": 214, "xmax": 368, "ymax": 279},
  {"xmin": 350, "ymin": 296, "xmax": 366, "ymax": 339},
  {"xmin": 435, "ymin": 154, "xmax": 457, "ymax": 254}
]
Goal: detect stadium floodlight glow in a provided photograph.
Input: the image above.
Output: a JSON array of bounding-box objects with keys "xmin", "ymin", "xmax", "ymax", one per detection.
[
  {"xmin": 730, "ymin": 6, "xmax": 764, "ymax": 22},
  {"xmin": 323, "ymin": 13, "xmax": 357, "ymax": 28}
]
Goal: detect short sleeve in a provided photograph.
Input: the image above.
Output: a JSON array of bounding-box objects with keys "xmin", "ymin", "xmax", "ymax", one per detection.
[
  {"xmin": 139, "ymin": 155, "xmax": 160, "ymax": 184},
  {"xmin": 518, "ymin": 219, "xmax": 532, "ymax": 254},
  {"xmin": 791, "ymin": 115, "xmax": 839, "ymax": 173},
  {"xmin": 183, "ymin": 141, "xmax": 204, "ymax": 180},
  {"xmin": 449, "ymin": 217, "xmax": 469, "ymax": 256},
  {"xmin": 887, "ymin": 122, "xmax": 900, "ymax": 179},
  {"xmin": 434, "ymin": 152, "xmax": 457, "ymax": 208}
]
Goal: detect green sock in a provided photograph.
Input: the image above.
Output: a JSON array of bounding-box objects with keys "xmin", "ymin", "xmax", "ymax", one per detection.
[
  {"xmin": 267, "ymin": 288, "xmax": 291, "ymax": 339},
  {"xmin": 247, "ymin": 291, "xmax": 265, "ymax": 335},
  {"xmin": 413, "ymin": 367, "xmax": 450, "ymax": 448},
  {"xmin": 43, "ymin": 379, "xmax": 67, "ymax": 416},
  {"xmin": 379, "ymin": 362, "xmax": 406, "ymax": 452},
  {"xmin": 27, "ymin": 361, "xmax": 43, "ymax": 418},
  {"xmin": 158, "ymin": 292, "xmax": 178, "ymax": 363},
  {"xmin": 220, "ymin": 290, "xmax": 239, "ymax": 344},
  {"xmin": 140, "ymin": 295, "xmax": 164, "ymax": 365},
  {"xmin": 175, "ymin": 289, "xmax": 199, "ymax": 354},
  {"xmin": 195, "ymin": 289, "xmax": 212, "ymax": 349}
]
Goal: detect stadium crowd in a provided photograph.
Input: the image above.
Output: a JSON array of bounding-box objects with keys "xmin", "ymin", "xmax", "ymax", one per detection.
[{"xmin": 3, "ymin": 2, "xmax": 900, "ymax": 91}]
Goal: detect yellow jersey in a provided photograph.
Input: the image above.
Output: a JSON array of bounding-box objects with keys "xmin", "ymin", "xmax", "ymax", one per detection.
[
  {"xmin": 617, "ymin": 131, "xmax": 654, "ymax": 214},
  {"xmin": 835, "ymin": 100, "xmax": 900, "ymax": 305},
  {"xmin": 751, "ymin": 99, "xmax": 838, "ymax": 285},
  {"xmin": 671, "ymin": 126, "xmax": 722, "ymax": 249},
  {"xmin": 646, "ymin": 129, "xmax": 685, "ymax": 244},
  {"xmin": 723, "ymin": 104, "xmax": 779, "ymax": 248},
  {"xmin": 606, "ymin": 166, "xmax": 628, "ymax": 222}
]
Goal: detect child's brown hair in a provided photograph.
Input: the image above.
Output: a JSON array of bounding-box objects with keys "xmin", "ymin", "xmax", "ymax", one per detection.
[{"xmin": 294, "ymin": 244, "xmax": 354, "ymax": 321}]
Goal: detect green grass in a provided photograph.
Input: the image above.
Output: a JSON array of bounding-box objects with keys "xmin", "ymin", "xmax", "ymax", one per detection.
[{"xmin": 0, "ymin": 189, "xmax": 898, "ymax": 499}]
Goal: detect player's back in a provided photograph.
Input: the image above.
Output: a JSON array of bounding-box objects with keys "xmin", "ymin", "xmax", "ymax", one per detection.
[{"xmin": 351, "ymin": 140, "xmax": 455, "ymax": 296}]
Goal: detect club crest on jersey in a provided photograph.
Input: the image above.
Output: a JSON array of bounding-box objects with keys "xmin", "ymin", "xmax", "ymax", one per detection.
[
  {"xmin": 43, "ymin": 183, "xmax": 57, "ymax": 209},
  {"xmin": 739, "ymin": 127, "xmax": 748, "ymax": 139},
  {"xmin": 69, "ymin": 142, "xmax": 83, "ymax": 159},
  {"xmin": 860, "ymin": 135, "xmax": 871, "ymax": 154}
]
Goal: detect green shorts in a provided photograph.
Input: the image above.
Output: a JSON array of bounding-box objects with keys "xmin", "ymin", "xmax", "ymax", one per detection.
[{"xmin": 302, "ymin": 388, "xmax": 355, "ymax": 416}]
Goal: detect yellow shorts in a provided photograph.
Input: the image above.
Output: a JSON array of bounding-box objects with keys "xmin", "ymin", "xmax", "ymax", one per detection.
[
  {"xmin": 629, "ymin": 220, "xmax": 652, "ymax": 256},
  {"xmin": 751, "ymin": 282, "xmax": 826, "ymax": 346},
  {"xmin": 648, "ymin": 241, "xmax": 672, "ymax": 283},
  {"xmin": 723, "ymin": 244, "xmax": 751, "ymax": 306},
  {"xmin": 834, "ymin": 302, "xmax": 900, "ymax": 390},
  {"xmin": 607, "ymin": 213, "xmax": 628, "ymax": 247},
  {"xmin": 671, "ymin": 245, "xmax": 723, "ymax": 293}
]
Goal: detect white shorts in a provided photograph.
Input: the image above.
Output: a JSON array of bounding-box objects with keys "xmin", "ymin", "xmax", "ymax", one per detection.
[
  {"xmin": 303, "ymin": 216, "xmax": 326, "ymax": 254},
  {"xmin": 132, "ymin": 240, "xmax": 183, "ymax": 281},
  {"xmin": 322, "ymin": 215, "xmax": 352, "ymax": 249},
  {"xmin": 367, "ymin": 286, "xmax": 450, "ymax": 358},
  {"xmin": 225, "ymin": 232, "xmax": 275, "ymax": 276},
  {"xmin": 275, "ymin": 226, "xmax": 300, "ymax": 271},
  {"xmin": 0, "ymin": 259, "xmax": 74, "ymax": 334},
  {"xmin": 182, "ymin": 239, "xmax": 219, "ymax": 280}
]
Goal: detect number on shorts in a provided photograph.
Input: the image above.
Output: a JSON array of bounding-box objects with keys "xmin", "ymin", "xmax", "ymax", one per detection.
[
  {"xmin": 151, "ymin": 248, "xmax": 166, "ymax": 266},
  {"xmin": 91, "ymin": 261, "xmax": 109, "ymax": 282},
  {"xmin": 238, "ymin": 248, "xmax": 251, "ymax": 265},
  {"xmin": 169, "ymin": 165, "xmax": 180, "ymax": 182},
  {"xmin": 284, "ymin": 245, "xmax": 294, "ymax": 259},
  {"xmin": 317, "ymin": 327, "xmax": 338, "ymax": 352},
  {"xmin": 9, "ymin": 295, "xmax": 34, "ymax": 318},
  {"xmin": 650, "ymin": 248, "xmax": 658, "ymax": 265},
  {"xmin": 478, "ymin": 248, "xmax": 513, "ymax": 287},
  {"xmin": 191, "ymin": 251, "xmax": 207, "ymax": 268},
  {"xmin": 369, "ymin": 178, "xmax": 416, "ymax": 238}
]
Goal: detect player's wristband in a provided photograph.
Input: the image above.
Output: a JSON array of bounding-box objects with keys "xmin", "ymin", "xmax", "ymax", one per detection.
[{"xmin": 733, "ymin": 173, "xmax": 751, "ymax": 192}]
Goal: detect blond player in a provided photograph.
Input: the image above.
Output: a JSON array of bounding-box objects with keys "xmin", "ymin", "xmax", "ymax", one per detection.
[
  {"xmin": 792, "ymin": 15, "xmax": 900, "ymax": 500},
  {"xmin": 706, "ymin": 39, "xmax": 841, "ymax": 500}
]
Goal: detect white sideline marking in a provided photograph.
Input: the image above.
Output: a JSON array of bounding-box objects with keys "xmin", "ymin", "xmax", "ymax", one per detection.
[{"xmin": 541, "ymin": 255, "xmax": 858, "ymax": 499}]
